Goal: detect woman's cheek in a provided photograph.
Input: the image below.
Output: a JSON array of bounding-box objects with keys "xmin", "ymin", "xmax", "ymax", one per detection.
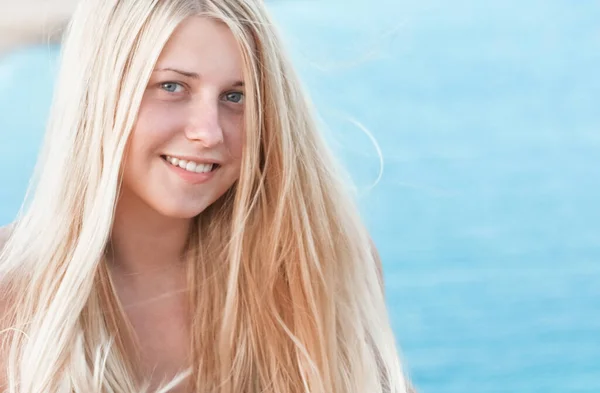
[
  {"xmin": 221, "ymin": 113, "xmax": 245, "ymax": 158},
  {"xmin": 137, "ymin": 101, "xmax": 184, "ymax": 139}
]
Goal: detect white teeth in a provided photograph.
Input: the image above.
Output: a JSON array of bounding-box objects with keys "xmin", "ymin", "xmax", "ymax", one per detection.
[
  {"xmin": 195, "ymin": 164, "xmax": 213, "ymax": 173},
  {"xmin": 185, "ymin": 161, "xmax": 197, "ymax": 172},
  {"xmin": 164, "ymin": 155, "xmax": 215, "ymax": 174}
]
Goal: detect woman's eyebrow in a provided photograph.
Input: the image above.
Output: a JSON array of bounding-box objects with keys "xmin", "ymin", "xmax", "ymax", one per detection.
[
  {"xmin": 153, "ymin": 68, "xmax": 244, "ymax": 87},
  {"xmin": 154, "ymin": 67, "xmax": 199, "ymax": 79}
]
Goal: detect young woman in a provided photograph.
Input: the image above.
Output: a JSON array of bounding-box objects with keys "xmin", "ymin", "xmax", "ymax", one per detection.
[{"xmin": 0, "ymin": 0, "xmax": 414, "ymax": 392}]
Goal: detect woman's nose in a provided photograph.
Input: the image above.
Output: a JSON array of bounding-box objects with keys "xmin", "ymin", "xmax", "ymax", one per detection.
[{"xmin": 184, "ymin": 100, "xmax": 224, "ymax": 148}]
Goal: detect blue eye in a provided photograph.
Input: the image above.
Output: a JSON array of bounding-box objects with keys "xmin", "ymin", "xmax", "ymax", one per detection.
[
  {"xmin": 224, "ymin": 91, "xmax": 244, "ymax": 104},
  {"xmin": 160, "ymin": 82, "xmax": 184, "ymax": 93}
]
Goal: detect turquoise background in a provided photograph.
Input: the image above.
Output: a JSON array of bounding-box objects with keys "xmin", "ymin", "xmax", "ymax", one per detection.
[{"xmin": 1, "ymin": 1, "xmax": 599, "ymax": 392}]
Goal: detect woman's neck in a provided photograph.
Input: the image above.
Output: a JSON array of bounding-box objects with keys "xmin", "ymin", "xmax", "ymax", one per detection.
[
  {"xmin": 105, "ymin": 191, "xmax": 194, "ymax": 390},
  {"xmin": 108, "ymin": 190, "xmax": 192, "ymax": 279}
]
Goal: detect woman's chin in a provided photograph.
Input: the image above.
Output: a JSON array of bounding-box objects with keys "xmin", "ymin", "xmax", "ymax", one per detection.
[{"xmin": 154, "ymin": 202, "xmax": 211, "ymax": 220}]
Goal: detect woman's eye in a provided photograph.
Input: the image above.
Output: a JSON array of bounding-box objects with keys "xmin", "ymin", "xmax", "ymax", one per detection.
[
  {"xmin": 160, "ymin": 82, "xmax": 185, "ymax": 93},
  {"xmin": 223, "ymin": 91, "xmax": 244, "ymax": 104}
]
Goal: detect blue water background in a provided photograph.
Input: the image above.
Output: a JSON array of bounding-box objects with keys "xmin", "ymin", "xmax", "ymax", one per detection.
[{"xmin": 1, "ymin": 1, "xmax": 599, "ymax": 392}]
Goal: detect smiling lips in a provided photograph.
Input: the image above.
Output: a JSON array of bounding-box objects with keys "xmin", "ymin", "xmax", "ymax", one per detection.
[
  {"xmin": 161, "ymin": 155, "xmax": 220, "ymax": 184},
  {"xmin": 162, "ymin": 155, "xmax": 218, "ymax": 173}
]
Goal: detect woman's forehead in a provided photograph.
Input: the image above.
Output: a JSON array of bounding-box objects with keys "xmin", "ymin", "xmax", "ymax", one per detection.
[{"xmin": 155, "ymin": 16, "xmax": 245, "ymax": 83}]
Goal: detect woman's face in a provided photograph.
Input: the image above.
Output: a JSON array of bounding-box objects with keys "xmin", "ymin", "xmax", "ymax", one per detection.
[{"xmin": 121, "ymin": 16, "xmax": 245, "ymax": 219}]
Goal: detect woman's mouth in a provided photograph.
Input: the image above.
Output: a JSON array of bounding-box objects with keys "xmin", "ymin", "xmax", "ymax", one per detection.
[{"xmin": 161, "ymin": 155, "xmax": 220, "ymax": 174}]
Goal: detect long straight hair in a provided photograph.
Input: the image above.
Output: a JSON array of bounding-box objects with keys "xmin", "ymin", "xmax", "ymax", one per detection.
[{"xmin": 0, "ymin": 0, "xmax": 412, "ymax": 392}]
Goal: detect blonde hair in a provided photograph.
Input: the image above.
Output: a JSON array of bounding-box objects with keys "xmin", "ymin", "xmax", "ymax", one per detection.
[{"xmin": 0, "ymin": 0, "xmax": 412, "ymax": 392}]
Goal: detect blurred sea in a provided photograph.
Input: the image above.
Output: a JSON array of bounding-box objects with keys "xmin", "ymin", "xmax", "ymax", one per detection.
[{"xmin": 1, "ymin": 0, "xmax": 599, "ymax": 392}]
